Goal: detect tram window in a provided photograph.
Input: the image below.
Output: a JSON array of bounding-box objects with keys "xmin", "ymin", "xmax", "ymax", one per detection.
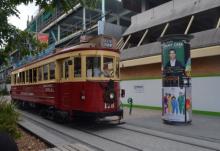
[
  {"xmin": 14, "ymin": 74, "xmax": 17, "ymax": 84},
  {"xmin": 86, "ymin": 57, "xmax": 101, "ymax": 77},
  {"xmin": 62, "ymin": 60, "xmax": 69, "ymax": 79},
  {"xmin": 25, "ymin": 70, "xmax": 29, "ymax": 83},
  {"xmin": 49, "ymin": 62, "xmax": 55, "ymax": 80},
  {"xmin": 20, "ymin": 73, "xmax": 22, "ymax": 83},
  {"xmin": 33, "ymin": 68, "xmax": 37, "ymax": 83},
  {"xmin": 64, "ymin": 60, "xmax": 69, "ymax": 79},
  {"xmin": 23, "ymin": 72, "xmax": 25, "ymax": 83},
  {"xmin": 116, "ymin": 58, "xmax": 120, "ymax": 78},
  {"xmin": 38, "ymin": 67, "xmax": 42, "ymax": 81},
  {"xmin": 74, "ymin": 57, "xmax": 81, "ymax": 77},
  {"xmin": 29, "ymin": 69, "xmax": 33, "ymax": 83},
  {"xmin": 43, "ymin": 64, "xmax": 48, "ymax": 80},
  {"xmin": 103, "ymin": 57, "xmax": 114, "ymax": 78},
  {"xmin": 20, "ymin": 72, "xmax": 22, "ymax": 83},
  {"xmin": 17, "ymin": 73, "xmax": 20, "ymax": 83}
]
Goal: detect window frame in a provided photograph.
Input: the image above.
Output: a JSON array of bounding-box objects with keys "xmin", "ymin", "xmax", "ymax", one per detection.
[
  {"xmin": 103, "ymin": 56, "xmax": 115, "ymax": 78},
  {"xmin": 86, "ymin": 56, "xmax": 101, "ymax": 78},
  {"xmin": 73, "ymin": 57, "xmax": 82, "ymax": 78},
  {"xmin": 43, "ymin": 64, "xmax": 49, "ymax": 81},
  {"xmin": 49, "ymin": 62, "xmax": 55, "ymax": 80}
]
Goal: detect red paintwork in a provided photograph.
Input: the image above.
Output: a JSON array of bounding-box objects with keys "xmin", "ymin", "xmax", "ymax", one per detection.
[{"xmin": 11, "ymin": 81, "xmax": 120, "ymax": 114}]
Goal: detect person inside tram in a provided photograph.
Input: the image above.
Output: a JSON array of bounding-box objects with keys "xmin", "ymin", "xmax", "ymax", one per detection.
[
  {"xmin": 103, "ymin": 64, "xmax": 113, "ymax": 77},
  {"xmin": 102, "ymin": 58, "xmax": 114, "ymax": 77},
  {"xmin": 87, "ymin": 57, "xmax": 101, "ymax": 77}
]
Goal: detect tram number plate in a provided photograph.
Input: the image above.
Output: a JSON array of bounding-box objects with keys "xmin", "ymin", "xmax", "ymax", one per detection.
[{"xmin": 105, "ymin": 103, "xmax": 114, "ymax": 109}]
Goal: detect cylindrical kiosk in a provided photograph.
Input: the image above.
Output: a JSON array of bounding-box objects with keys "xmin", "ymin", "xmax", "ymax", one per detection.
[{"xmin": 159, "ymin": 34, "xmax": 193, "ymax": 124}]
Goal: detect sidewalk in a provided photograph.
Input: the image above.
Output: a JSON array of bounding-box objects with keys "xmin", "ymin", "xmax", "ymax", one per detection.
[{"xmin": 123, "ymin": 107, "xmax": 220, "ymax": 143}]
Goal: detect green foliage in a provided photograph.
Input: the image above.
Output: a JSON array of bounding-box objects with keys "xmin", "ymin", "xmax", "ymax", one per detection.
[
  {"xmin": 0, "ymin": 87, "xmax": 9, "ymax": 95},
  {"xmin": 4, "ymin": 29, "xmax": 48, "ymax": 57},
  {"xmin": 34, "ymin": 0, "xmax": 99, "ymax": 12},
  {"xmin": 0, "ymin": 0, "xmax": 98, "ymax": 65},
  {"xmin": 0, "ymin": 98, "xmax": 21, "ymax": 139}
]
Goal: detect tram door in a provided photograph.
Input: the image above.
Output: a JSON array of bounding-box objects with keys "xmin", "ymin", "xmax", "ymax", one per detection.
[{"xmin": 59, "ymin": 58, "xmax": 83, "ymax": 110}]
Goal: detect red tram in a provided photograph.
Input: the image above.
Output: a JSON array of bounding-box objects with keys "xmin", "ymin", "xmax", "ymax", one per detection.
[{"xmin": 11, "ymin": 35, "xmax": 123, "ymax": 121}]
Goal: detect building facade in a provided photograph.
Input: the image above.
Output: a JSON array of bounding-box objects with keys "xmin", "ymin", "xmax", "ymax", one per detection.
[
  {"xmin": 0, "ymin": 0, "xmax": 136, "ymax": 92},
  {"xmin": 119, "ymin": 0, "xmax": 220, "ymax": 112}
]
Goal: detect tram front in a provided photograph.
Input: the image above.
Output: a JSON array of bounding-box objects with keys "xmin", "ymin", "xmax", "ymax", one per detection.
[{"xmin": 82, "ymin": 51, "xmax": 123, "ymax": 119}]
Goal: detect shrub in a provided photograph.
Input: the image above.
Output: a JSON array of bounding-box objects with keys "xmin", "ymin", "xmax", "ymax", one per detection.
[
  {"xmin": 0, "ymin": 97, "xmax": 21, "ymax": 139},
  {"xmin": 0, "ymin": 87, "xmax": 9, "ymax": 95}
]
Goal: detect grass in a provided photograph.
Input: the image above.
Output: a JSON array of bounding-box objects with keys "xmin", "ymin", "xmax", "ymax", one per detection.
[
  {"xmin": 122, "ymin": 104, "xmax": 161, "ymax": 110},
  {"xmin": 0, "ymin": 96, "xmax": 21, "ymax": 139},
  {"xmin": 122, "ymin": 103, "xmax": 220, "ymax": 117},
  {"xmin": 192, "ymin": 110, "xmax": 220, "ymax": 116}
]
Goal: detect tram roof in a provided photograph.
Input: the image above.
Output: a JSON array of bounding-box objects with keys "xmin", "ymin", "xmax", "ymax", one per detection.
[
  {"xmin": 12, "ymin": 45, "xmax": 119, "ymax": 72},
  {"xmin": 12, "ymin": 35, "xmax": 119, "ymax": 72}
]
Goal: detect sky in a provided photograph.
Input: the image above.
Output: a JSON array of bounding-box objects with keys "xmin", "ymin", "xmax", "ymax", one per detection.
[{"xmin": 8, "ymin": 3, "xmax": 39, "ymax": 30}]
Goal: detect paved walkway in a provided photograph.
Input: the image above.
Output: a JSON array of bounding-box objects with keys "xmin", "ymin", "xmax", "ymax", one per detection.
[
  {"xmin": 41, "ymin": 143, "xmax": 96, "ymax": 151},
  {"xmin": 123, "ymin": 107, "xmax": 220, "ymax": 143}
]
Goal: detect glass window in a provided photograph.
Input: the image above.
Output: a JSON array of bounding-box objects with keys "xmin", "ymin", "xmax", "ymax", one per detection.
[
  {"xmin": 38, "ymin": 67, "xmax": 42, "ymax": 81},
  {"xmin": 29, "ymin": 69, "xmax": 33, "ymax": 83},
  {"xmin": 14, "ymin": 74, "xmax": 16, "ymax": 84},
  {"xmin": 33, "ymin": 68, "xmax": 37, "ymax": 83},
  {"xmin": 43, "ymin": 64, "xmax": 48, "ymax": 80},
  {"xmin": 116, "ymin": 58, "xmax": 120, "ymax": 78},
  {"xmin": 103, "ymin": 57, "xmax": 114, "ymax": 78},
  {"xmin": 25, "ymin": 70, "xmax": 29, "ymax": 83},
  {"xmin": 21, "ymin": 72, "xmax": 25, "ymax": 83},
  {"xmin": 17, "ymin": 73, "xmax": 20, "ymax": 83},
  {"xmin": 62, "ymin": 60, "xmax": 69, "ymax": 79},
  {"xmin": 74, "ymin": 57, "xmax": 81, "ymax": 77},
  {"xmin": 65, "ymin": 60, "xmax": 69, "ymax": 79},
  {"xmin": 49, "ymin": 62, "xmax": 55, "ymax": 80},
  {"xmin": 86, "ymin": 57, "xmax": 101, "ymax": 77}
]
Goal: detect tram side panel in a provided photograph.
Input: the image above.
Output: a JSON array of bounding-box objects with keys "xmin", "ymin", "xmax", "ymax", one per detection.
[
  {"xmin": 11, "ymin": 83, "xmax": 58, "ymax": 106},
  {"xmin": 57, "ymin": 81, "xmax": 120, "ymax": 114}
]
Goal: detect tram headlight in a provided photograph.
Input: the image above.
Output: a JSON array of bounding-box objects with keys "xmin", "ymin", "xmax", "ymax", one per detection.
[{"xmin": 109, "ymin": 92, "xmax": 115, "ymax": 100}]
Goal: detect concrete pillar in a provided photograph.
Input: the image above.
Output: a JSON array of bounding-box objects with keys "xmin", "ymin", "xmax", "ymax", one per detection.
[
  {"xmin": 57, "ymin": 25, "xmax": 60, "ymax": 41},
  {"xmin": 116, "ymin": 16, "xmax": 120, "ymax": 25},
  {"xmin": 83, "ymin": 7, "xmax": 86, "ymax": 30},
  {"xmin": 141, "ymin": 0, "xmax": 149, "ymax": 12},
  {"xmin": 102, "ymin": 0, "xmax": 105, "ymax": 21}
]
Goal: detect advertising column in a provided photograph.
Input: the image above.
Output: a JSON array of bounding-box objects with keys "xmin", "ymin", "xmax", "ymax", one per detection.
[{"xmin": 159, "ymin": 35, "xmax": 193, "ymax": 124}]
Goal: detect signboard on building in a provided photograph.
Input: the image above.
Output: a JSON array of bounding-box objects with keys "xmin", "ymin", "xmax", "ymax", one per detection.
[{"xmin": 37, "ymin": 33, "xmax": 49, "ymax": 44}]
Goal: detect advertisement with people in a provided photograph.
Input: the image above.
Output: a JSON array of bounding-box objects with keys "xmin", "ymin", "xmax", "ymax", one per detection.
[
  {"xmin": 162, "ymin": 87, "xmax": 191, "ymax": 122},
  {"xmin": 159, "ymin": 35, "xmax": 193, "ymax": 124},
  {"xmin": 161, "ymin": 40, "xmax": 191, "ymax": 87}
]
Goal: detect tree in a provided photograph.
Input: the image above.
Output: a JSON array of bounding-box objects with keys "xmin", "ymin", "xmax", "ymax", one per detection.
[{"xmin": 0, "ymin": 0, "xmax": 99, "ymax": 65}]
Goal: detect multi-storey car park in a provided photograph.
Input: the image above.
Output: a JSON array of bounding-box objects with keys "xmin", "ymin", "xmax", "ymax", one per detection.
[{"xmin": 119, "ymin": 0, "xmax": 220, "ymax": 113}]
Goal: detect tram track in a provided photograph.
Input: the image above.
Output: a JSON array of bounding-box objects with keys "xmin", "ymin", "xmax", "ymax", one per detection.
[
  {"xmin": 18, "ymin": 110, "xmax": 220, "ymax": 151},
  {"xmin": 117, "ymin": 125, "xmax": 220, "ymax": 151},
  {"xmin": 18, "ymin": 112, "xmax": 103, "ymax": 151},
  {"xmin": 71, "ymin": 121, "xmax": 220, "ymax": 151},
  {"xmin": 18, "ymin": 110, "xmax": 142, "ymax": 151}
]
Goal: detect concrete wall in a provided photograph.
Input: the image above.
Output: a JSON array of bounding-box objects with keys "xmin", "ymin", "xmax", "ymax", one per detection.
[
  {"xmin": 121, "ymin": 56, "xmax": 220, "ymax": 80},
  {"xmin": 120, "ymin": 76, "xmax": 220, "ymax": 112}
]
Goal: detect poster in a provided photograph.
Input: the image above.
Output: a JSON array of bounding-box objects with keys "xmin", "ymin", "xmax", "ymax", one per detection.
[
  {"xmin": 160, "ymin": 35, "xmax": 193, "ymax": 124},
  {"xmin": 162, "ymin": 40, "xmax": 191, "ymax": 87}
]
